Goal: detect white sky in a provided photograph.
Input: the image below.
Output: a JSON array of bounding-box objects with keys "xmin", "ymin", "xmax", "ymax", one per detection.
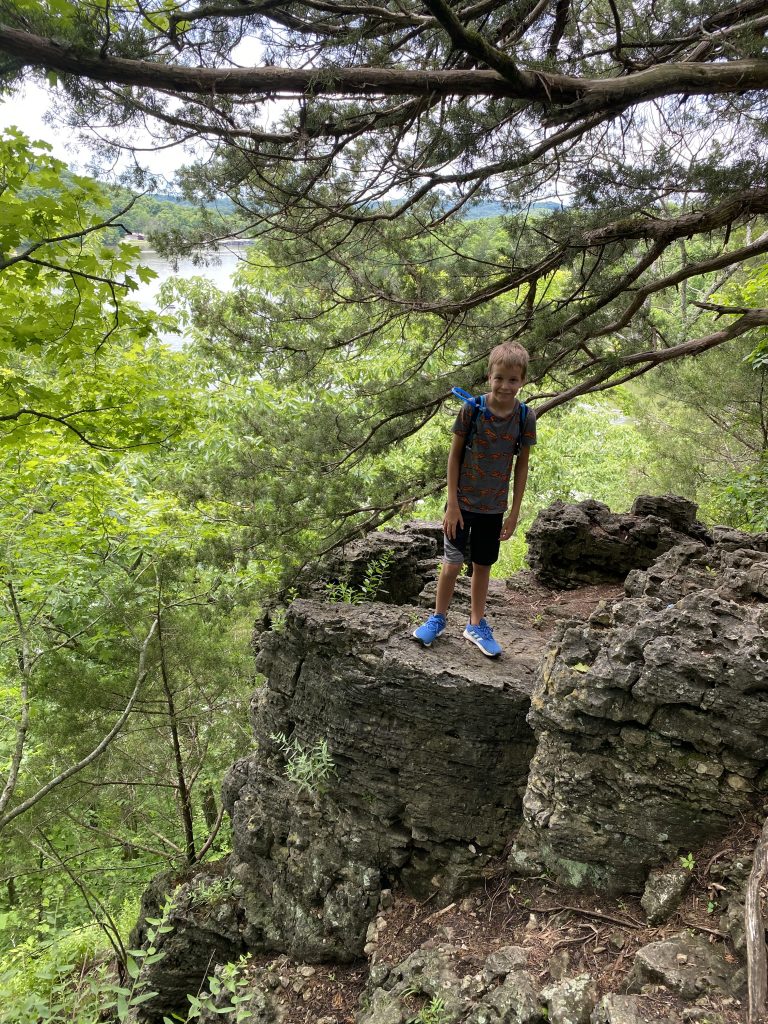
[{"xmin": 0, "ymin": 80, "xmax": 190, "ymax": 183}]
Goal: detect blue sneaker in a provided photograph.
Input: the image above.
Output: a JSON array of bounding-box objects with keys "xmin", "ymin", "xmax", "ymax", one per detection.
[
  {"xmin": 463, "ymin": 618, "xmax": 502, "ymax": 657},
  {"xmin": 413, "ymin": 613, "xmax": 447, "ymax": 647}
]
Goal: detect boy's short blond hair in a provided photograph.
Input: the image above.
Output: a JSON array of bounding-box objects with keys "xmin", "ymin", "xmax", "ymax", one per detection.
[{"xmin": 488, "ymin": 341, "xmax": 529, "ymax": 378}]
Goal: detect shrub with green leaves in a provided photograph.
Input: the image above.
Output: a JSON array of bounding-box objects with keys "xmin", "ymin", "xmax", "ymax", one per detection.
[
  {"xmin": 325, "ymin": 550, "xmax": 394, "ymax": 604},
  {"xmin": 270, "ymin": 733, "xmax": 336, "ymax": 797}
]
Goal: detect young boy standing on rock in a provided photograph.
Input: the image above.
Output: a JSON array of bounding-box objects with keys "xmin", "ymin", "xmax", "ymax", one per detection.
[{"xmin": 413, "ymin": 342, "xmax": 536, "ymax": 657}]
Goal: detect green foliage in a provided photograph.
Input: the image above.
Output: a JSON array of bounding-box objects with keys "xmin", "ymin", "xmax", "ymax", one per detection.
[
  {"xmin": 680, "ymin": 853, "xmax": 695, "ymax": 872},
  {"xmin": 270, "ymin": 733, "xmax": 335, "ymax": 797},
  {"xmin": 325, "ymin": 551, "xmax": 394, "ymax": 604},
  {"xmin": 624, "ymin": 329, "xmax": 767, "ymax": 530},
  {"xmin": 102, "ymin": 189, "xmax": 247, "ymax": 253},
  {"xmin": 407, "ymin": 995, "xmax": 447, "ymax": 1024},
  {"xmin": 0, "ymin": 900, "xmax": 170, "ymax": 1024},
  {"xmin": 164, "ymin": 955, "xmax": 253, "ymax": 1024},
  {"xmin": 186, "ymin": 877, "xmax": 236, "ymax": 911},
  {"xmin": 0, "ymin": 131, "xmax": 255, "ymax": 999},
  {"xmin": 714, "ymin": 458, "xmax": 768, "ymax": 530},
  {"xmin": 0, "ymin": 128, "xmax": 186, "ymax": 451},
  {"xmin": 0, "ymin": 902, "xmax": 252, "ymax": 1024}
]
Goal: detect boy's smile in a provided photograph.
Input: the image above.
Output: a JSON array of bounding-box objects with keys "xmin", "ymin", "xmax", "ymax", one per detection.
[{"xmin": 487, "ymin": 365, "xmax": 524, "ymax": 415}]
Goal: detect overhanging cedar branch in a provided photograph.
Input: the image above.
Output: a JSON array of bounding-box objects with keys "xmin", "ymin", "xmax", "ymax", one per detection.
[
  {"xmin": 2, "ymin": 24, "xmax": 768, "ymax": 109},
  {"xmin": 332, "ymin": 188, "xmax": 768, "ymax": 318},
  {"xmin": 535, "ymin": 307, "xmax": 768, "ymax": 415}
]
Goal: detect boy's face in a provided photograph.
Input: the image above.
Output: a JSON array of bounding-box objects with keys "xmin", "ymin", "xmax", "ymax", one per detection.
[{"xmin": 488, "ymin": 362, "xmax": 525, "ymax": 409}]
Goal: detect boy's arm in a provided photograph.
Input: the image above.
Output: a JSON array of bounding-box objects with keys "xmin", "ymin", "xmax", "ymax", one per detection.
[
  {"xmin": 443, "ymin": 433, "xmax": 465, "ymax": 540},
  {"xmin": 501, "ymin": 444, "xmax": 531, "ymax": 540}
]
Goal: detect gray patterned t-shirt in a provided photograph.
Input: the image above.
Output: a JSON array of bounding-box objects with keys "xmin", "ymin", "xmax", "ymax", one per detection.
[{"xmin": 452, "ymin": 398, "xmax": 537, "ymax": 514}]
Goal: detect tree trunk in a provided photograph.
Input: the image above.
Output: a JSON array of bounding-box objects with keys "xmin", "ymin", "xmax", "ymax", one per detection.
[
  {"xmin": 157, "ymin": 611, "xmax": 196, "ymax": 865},
  {"xmin": 747, "ymin": 814, "xmax": 768, "ymax": 1024}
]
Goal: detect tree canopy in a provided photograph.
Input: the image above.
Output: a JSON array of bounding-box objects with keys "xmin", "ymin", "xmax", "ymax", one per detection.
[{"xmin": 0, "ymin": 3, "xmax": 767, "ymax": 409}]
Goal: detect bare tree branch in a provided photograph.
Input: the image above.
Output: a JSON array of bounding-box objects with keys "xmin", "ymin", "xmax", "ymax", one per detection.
[{"xmin": 2, "ymin": 24, "xmax": 768, "ymax": 109}]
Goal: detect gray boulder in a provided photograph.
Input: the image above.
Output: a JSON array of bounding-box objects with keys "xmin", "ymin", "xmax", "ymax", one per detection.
[
  {"xmin": 526, "ymin": 496, "xmax": 711, "ymax": 587},
  {"xmin": 482, "ymin": 945, "xmax": 529, "ymax": 981},
  {"xmin": 640, "ymin": 866, "xmax": 693, "ymax": 924},
  {"xmin": 128, "ymin": 868, "xmax": 247, "ymax": 1022},
  {"xmin": 540, "ymin": 974, "xmax": 598, "ymax": 1024},
  {"xmin": 358, "ymin": 944, "xmax": 543, "ymax": 1024},
  {"xmin": 465, "ymin": 971, "xmax": 541, "ymax": 1023},
  {"xmin": 512, "ymin": 535, "xmax": 768, "ymax": 891},
  {"xmin": 311, "ymin": 520, "xmax": 443, "ymax": 605},
  {"xmin": 590, "ymin": 994, "xmax": 665, "ymax": 1023},
  {"xmin": 627, "ymin": 932, "xmax": 742, "ymax": 999},
  {"xmin": 357, "ymin": 947, "xmax": 466, "ymax": 1024}
]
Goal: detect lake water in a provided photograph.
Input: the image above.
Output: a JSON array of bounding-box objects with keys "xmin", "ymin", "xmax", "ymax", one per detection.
[{"xmin": 131, "ymin": 247, "xmax": 244, "ymax": 348}]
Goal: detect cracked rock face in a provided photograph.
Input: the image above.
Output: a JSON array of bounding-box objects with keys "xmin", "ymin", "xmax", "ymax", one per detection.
[
  {"xmin": 223, "ymin": 600, "xmax": 540, "ymax": 960},
  {"xmin": 512, "ymin": 535, "xmax": 768, "ymax": 891},
  {"xmin": 526, "ymin": 496, "xmax": 712, "ymax": 588},
  {"xmin": 309, "ymin": 520, "xmax": 444, "ymax": 605}
]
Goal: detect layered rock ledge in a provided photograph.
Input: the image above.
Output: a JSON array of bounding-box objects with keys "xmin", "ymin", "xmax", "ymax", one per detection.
[
  {"xmin": 512, "ymin": 533, "xmax": 768, "ymax": 891},
  {"xmin": 526, "ymin": 495, "xmax": 711, "ymax": 587},
  {"xmin": 223, "ymin": 599, "xmax": 543, "ymax": 961}
]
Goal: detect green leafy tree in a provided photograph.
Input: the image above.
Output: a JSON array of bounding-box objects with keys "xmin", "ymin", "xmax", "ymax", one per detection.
[
  {"xmin": 0, "ymin": 129, "xmax": 184, "ymax": 450},
  {"xmin": 1, "ymin": 0, "xmax": 767, "ymax": 419},
  {"xmin": 625, "ymin": 255, "xmax": 768, "ymax": 529},
  {"xmin": 0, "ymin": 131, "xmax": 255, "ymax": 973}
]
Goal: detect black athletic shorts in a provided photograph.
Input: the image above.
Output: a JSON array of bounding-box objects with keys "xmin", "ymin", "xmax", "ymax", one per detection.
[{"xmin": 443, "ymin": 510, "xmax": 504, "ymax": 567}]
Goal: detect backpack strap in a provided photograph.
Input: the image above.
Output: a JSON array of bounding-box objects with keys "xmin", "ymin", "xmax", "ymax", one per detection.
[
  {"xmin": 452, "ymin": 388, "xmax": 488, "ymax": 466},
  {"xmin": 460, "ymin": 402, "xmax": 482, "ymax": 466},
  {"xmin": 514, "ymin": 402, "xmax": 529, "ymax": 456}
]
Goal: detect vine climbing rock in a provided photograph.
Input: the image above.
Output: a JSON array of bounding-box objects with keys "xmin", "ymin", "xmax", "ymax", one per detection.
[
  {"xmin": 525, "ymin": 495, "xmax": 711, "ymax": 588},
  {"xmin": 222, "ymin": 598, "xmax": 542, "ymax": 960},
  {"xmin": 510, "ymin": 531, "xmax": 768, "ymax": 891}
]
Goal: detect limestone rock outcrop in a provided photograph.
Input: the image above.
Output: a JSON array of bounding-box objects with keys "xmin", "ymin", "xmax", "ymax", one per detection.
[
  {"xmin": 311, "ymin": 520, "xmax": 444, "ymax": 605},
  {"xmin": 129, "ymin": 868, "xmax": 247, "ymax": 1022},
  {"xmin": 526, "ymin": 496, "xmax": 711, "ymax": 587},
  {"xmin": 512, "ymin": 532, "xmax": 768, "ymax": 891},
  {"xmin": 626, "ymin": 932, "xmax": 743, "ymax": 999},
  {"xmin": 129, "ymin": 498, "xmax": 766, "ymax": 1020},
  {"xmin": 223, "ymin": 599, "xmax": 542, "ymax": 961}
]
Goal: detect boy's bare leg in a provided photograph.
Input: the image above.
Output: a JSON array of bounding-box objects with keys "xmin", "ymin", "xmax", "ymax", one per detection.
[
  {"xmin": 469, "ymin": 563, "xmax": 492, "ymax": 625},
  {"xmin": 435, "ymin": 560, "xmax": 462, "ymax": 616}
]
